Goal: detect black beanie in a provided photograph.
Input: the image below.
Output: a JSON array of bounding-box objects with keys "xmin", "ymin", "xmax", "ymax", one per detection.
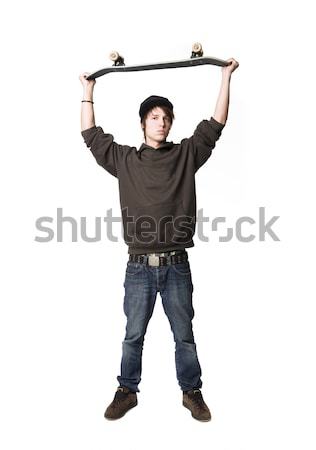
[{"xmin": 139, "ymin": 95, "xmax": 174, "ymax": 121}]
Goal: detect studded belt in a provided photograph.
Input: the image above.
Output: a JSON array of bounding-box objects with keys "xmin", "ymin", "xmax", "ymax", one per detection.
[{"xmin": 129, "ymin": 250, "xmax": 188, "ymax": 267}]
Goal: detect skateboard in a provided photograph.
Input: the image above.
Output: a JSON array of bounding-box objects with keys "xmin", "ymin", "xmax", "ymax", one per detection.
[{"xmin": 86, "ymin": 43, "xmax": 230, "ymax": 80}]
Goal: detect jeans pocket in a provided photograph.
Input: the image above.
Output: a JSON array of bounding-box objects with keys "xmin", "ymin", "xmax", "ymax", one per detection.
[
  {"xmin": 171, "ymin": 261, "xmax": 191, "ymax": 276},
  {"xmin": 126, "ymin": 261, "xmax": 144, "ymax": 276}
]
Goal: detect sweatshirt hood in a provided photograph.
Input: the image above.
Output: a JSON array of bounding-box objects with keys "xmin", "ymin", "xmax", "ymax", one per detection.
[{"xmin": 138, "ymin": 141, "xmax": 174, "ymax": 153}]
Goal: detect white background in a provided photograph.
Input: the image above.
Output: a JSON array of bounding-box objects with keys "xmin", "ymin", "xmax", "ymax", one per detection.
[{"xmin": 1, "ymin": 0, "xmax": 315, "ymax": 449}]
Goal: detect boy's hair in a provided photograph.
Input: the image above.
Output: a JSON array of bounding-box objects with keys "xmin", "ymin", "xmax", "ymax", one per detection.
[{"xmin": 139, "ymin": 95, "xmax": 174, "ymax": 127}]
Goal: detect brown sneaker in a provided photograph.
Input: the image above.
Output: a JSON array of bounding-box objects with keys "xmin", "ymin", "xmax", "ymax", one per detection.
[
  {"xmin": 183, "ymin": 389, "xmax": 211, "ymax": 422},
  {"xmin": 104, "ymin": 386, "xmax": 138, "ymax": 420}
]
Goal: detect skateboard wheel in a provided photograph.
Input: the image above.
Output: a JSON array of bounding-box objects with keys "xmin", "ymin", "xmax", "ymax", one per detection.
[
  {"xmin": 109, "ymin": 51, "xmax": 120, "ymax": 62},
  {"xmin": 192, "ymin": 42, "xmax": 203, "ymax": 53}
]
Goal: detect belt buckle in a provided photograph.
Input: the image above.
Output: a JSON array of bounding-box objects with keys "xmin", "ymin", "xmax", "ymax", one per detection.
[{"xmin": 148, "ymin": 254, "xmax": 160, "ymax": 267}]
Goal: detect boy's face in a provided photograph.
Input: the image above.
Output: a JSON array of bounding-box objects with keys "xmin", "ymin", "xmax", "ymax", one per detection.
[{"xmin": 142, "ymin": 107, "xmax": 172, "ymax": 145}]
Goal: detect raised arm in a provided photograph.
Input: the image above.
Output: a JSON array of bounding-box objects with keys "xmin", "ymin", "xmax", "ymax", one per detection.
[
  {"xmin": 213, "ymin": 58, "xmax": 239, "ymax": 125},
  {"xmin": 79, "ymin": 73, "xmax": 96, "ymax": 131}
]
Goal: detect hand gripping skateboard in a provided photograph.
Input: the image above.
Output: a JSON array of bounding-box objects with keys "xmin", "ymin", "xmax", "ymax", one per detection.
[{"xmin": 86, "ymin": 43, "xmax": 230, "ymax": 80}]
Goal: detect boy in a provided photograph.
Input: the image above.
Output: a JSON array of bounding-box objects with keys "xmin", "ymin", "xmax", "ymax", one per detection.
[{"xmin": 80, "ymin": 57, "xmax": 239, "ymax": 421}]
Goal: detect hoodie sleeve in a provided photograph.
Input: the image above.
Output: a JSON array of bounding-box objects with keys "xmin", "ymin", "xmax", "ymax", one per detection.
[
  {"xmin": 81, "ymin": 126, "xmax": 131, "ymax": 178},
  {"xmin": 188, "ymin": 117, "xmax": 225, "ymax": 172}
]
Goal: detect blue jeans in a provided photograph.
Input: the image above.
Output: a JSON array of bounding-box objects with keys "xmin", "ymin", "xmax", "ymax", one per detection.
[{"xmin": 117, "ymin": 257, "xmax": 203, "ymax": 392}]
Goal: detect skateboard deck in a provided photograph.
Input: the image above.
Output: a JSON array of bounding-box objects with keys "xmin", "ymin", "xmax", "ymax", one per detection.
[
  {"xmin": 86, "ymin": 43, "xmax": 230, "ymax": 80},
  {"xmin": 86, "ymin": 56, "xmax": 230, "ymax": 80}
]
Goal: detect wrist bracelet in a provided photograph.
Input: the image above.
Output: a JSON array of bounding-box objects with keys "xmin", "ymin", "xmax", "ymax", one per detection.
[{"xmin": 81, "ymin": 100, "xmax": 94, "ymax": 104}]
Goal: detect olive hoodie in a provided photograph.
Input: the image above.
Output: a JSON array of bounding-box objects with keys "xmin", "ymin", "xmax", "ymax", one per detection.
[{"xmin": 81, "ymin": 117, "xmax": 225, "ymax": 254}]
